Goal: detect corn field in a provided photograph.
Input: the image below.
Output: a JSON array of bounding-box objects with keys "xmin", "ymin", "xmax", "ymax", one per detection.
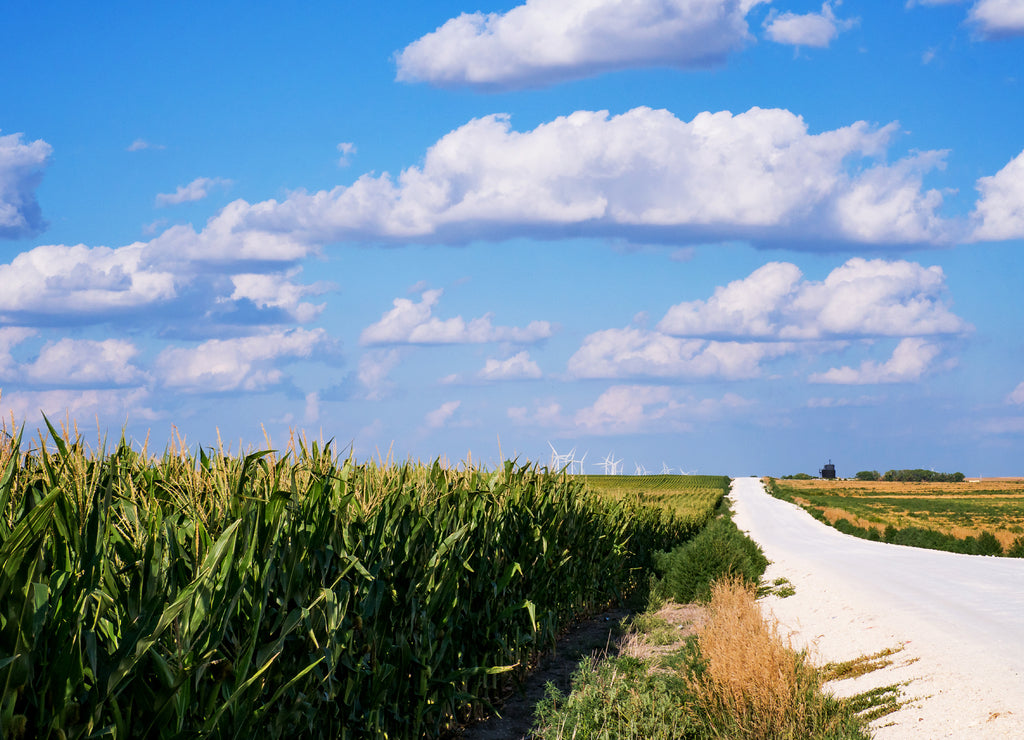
[{"xmin": 0, "ymin": 420, "xmax": 703, "ymax": 739}]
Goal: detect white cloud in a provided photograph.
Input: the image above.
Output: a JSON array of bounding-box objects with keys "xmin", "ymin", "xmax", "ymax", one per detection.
[
  {"xmin": 127, "ymin": 139, "xmax": 164, "ymax": 152},
  {"xmin": 0, "ymin": 131, "xmax": 51, "ymax": 239},
  {"xmin": 228, "ymin": 270, "xmax": 329, "ymax": 322},
  {"xmin": 337, "ymin": 142, "xmax": 357, "ymax": 167},
  {"xmin": 806, "ymin": 394, "xmax": 885, "ymax": 408},
  {"xmin": 809, "ymin": 337, "xmax": 941, "ymax": 384},
  {"xmin": 23, "ymin": 338, "xmax": 146, "ymax": 386},
  {"xmin": 358, "ymin": 349, "xmax": 403, "ymax": 401},
  {"xmin": 0, "ymin": 243, "xmax": 177, "ymax": 316},
  {"xmin": 658, "ymin": 258, "xmax": 970, "ymax": 339},
  {"xmin": 304, "ymin": 391, "xmax": 320, "ymax": 424},
  {"xmin": 572, "ymin": 385, "xmax": 751, "ymax": 435},
  {"xmin": 0, "ymin": 327, "xmax": 35, "ymax": 377},
  {"xmin": 568, "ymin": 327, "xmax": 791, "ymax": 379},
  {"xmin": 155, "ymin": 177, "xmax": 232, "ymax": 207},
  {"xmin": 508, "ymin": 401, "xmax": 564, "ymax": 426},
  {"xmin": 913, "ymin": 0, "xmax": 1024, "ymax": 37},
  {"xmin": 970, "ymin": 149, "xmax": 1024, "ymax": 241},
  {"xmin": 1007, "ymin": 381, "xmax": 1024, "ymax": 405},
  {"xmin": 764, "ymin": 1, "xmax": 857, "ymax": 48},
  {"xmin": 425, "ymin": 400, "xmax": 461, "ymax": 428},
  {"xmin": 154, "ymin": 328, "xmax": 327, "ymax": 392},
  {"xmin": 0, "ymin": 388, "xmax": 158, "ymax": 425},
  {"xmin": 360, "ymin": 288, "xmax": 553, "ymax": 345},
  {"xmin": 395, "ymin": 0, "xmax": 767, "ymax": 90},
  {"xmin": 237, "ymin": 107, "xmax": 956, "ymax": 248},
  {"xmin": 478, "ymin": 351, "xmax": 542, "ymax": 380},
  {"xmin": 968, "ymin": 0, "xmax": 1024, "ymax": 36}
]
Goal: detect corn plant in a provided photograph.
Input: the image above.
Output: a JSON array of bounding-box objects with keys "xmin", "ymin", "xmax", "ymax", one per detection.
[{"xmin": 1, "ymin": 420, "xmax": 699, "ymax": 739}]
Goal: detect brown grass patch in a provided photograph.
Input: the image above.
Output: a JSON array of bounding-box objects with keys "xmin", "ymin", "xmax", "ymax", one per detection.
[
  {"xmin": 690, "ymin": 577, "xmax": 826, "ymax": 737},
  {"xmin": 818, "ymin": 506, "xmax": 885, "ymax": 536}
]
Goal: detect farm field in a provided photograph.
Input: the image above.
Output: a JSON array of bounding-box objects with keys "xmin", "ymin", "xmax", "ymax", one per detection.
[
  {"xmin": 767, "ymin": 477, "xmax": 1024, "ymax": 555},
  {"xmin": 576, "ymin": 473, "xmax": 728, "ymax": 526},
  {"xmin": 0, "ymin": 421, "xmax": 721, "ymax": 739}
]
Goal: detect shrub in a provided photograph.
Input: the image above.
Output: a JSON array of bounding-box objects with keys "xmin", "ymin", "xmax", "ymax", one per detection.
[
  {"xmin": 653, "ymin": 517, "xmax": 768, "ymax": 604},
  {"xmin": 1007, "ymin": 536, "xmax": 1024, "ymax": 558},
  {"xmin": 855, "ymin": 470, "xmax": 880, "ymax": 481}
]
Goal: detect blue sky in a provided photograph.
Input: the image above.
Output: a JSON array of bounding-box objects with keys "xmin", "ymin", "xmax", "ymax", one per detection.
[{"xmin": 2, "ymin": 0, "xmax": 1024, "ymax": 476}]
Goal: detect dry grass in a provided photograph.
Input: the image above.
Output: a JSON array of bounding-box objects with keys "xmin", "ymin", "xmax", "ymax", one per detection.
[
  {"xmin": 689, "ymin": 577, "xmax": 834, "ymax": 738},
  {"xmin": 776, "ymin": 478, "xmax": 1024, "ymax": 550}
]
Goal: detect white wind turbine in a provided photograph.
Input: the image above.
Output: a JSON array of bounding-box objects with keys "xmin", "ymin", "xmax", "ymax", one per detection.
[
  {"xmin": 548, "ymin": 442, "xmax": 574, "ymax": 471},
  {"xmin": 661, "ymin": 462, "xmax": 673, "ymax": 474}
]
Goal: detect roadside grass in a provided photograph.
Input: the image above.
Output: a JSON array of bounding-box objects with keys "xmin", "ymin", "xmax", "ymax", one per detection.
[
  {"xmin": 532, "ymin": 577, "xmax": 891, "ymax": 740},
  {"xmin": 531, "ymin": 488, "xmax": 900, "ymax": 739},
  {"xmin": 767, "ymin": 477, "xmax": 1024, "ymax": 557}
]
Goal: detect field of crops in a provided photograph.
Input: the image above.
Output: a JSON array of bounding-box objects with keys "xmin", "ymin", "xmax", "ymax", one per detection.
[
  {"xmin": 0, "ymin": 421, "xmax": 716, "ymax": 739},
  {"xmin": 576, "ymin": 474, "xmax": 729, "ymax": 525},
  {"xmin": 767, "ymin": 477, "xmax": 1024, "ymax": 555}
]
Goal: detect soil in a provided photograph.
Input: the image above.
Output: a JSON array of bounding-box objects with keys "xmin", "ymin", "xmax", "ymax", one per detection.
[{"xmin": 455, "ymin": 607, "xmax": 631, "ymax": 740}]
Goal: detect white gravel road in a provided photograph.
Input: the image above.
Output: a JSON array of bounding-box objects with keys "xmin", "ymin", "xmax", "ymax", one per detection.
[{"xmin": 728, "ymin": 476, "xmax": 1024, "ymax": 739}]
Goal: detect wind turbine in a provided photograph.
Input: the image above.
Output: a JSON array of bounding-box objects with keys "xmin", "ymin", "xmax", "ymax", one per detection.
[
  {"xmin": 572, "ymin": 450, "xmax": 588, "ymax": 475},
  {"xmin": 661, "ymin": 462, "xmax": 673, "ymax": 474},
  {"xmin": 634, "ymin": 462, "xmax": 648, "ymax": 476}
]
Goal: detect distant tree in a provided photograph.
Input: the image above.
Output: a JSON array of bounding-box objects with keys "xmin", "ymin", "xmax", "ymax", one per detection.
[
  {"xmin": 882, "ymin": 469, "xmax": 965, "ymax": 483},
  {"xmin": 782, "ymin": 473, "xmax": 815, "ymax": 480},
  {"xmin": 855, "ymin": 470, "xmax": 881, "ymax": 481}
]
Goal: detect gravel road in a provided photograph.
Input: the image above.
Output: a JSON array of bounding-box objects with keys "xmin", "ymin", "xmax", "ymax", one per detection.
[{"xmin": 728, "ymin": 476, "xmax": 1024, "ymax": 739}]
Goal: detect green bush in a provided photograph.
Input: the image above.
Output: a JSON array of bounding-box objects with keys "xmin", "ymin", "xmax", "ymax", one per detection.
[
  {"xmin": 652, "ymin": 516, "xmax": 768, "ymax": 604},
  {"xmin": 1007, "ymin": 536, "xmax": 1024, "ymax": 558},
  {"xmin": 855, "ymin": 470, "xmax": 880, "ymax": 481}
]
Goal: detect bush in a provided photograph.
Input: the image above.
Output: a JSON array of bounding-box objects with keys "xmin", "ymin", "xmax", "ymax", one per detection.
[
  {"xmin": 882, "ymin": 469, "xmax": 965, "ymax": 483},
  {"xmin": 973, "ymin": 531, "xmax": 1003, "ymax": 556},
  {"xmin": 653, "ymin": 517, "xmax": 768, "ymax": 603},
  {"xmin": 855, "ymin": 470, "xmax": 880, "ymax": 481},
  {"xmin": 1007, "ymin": 536, "xmax": 1024, "ymax": 558}
]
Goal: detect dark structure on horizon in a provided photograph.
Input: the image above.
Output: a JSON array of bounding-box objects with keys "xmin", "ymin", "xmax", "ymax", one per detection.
[{"xmin": 820, "ymin": 460, "xmax": 836, "ymax": 479}]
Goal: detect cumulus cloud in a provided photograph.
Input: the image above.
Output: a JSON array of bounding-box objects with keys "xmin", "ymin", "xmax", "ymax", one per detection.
[
  {"xmin": 0, "ymin": 388, "xmax": 158, "ymax": 425},
  {"xmin": 237, "ymin": 107, "xmax": 956, "ymax": 248},
  {"xmin": 155, "ymin": 177, "xmax": 232, "ymax": 207},
  {"xmin": 0, "ymin": 131, "xmax": 52, "ymax": 239},
  {"xmin": 657, "ymin": 258, "xmax": 970, "ymax": 339},
  {"xmin": 913, "ymin": 0, "xmax": 1024, "ymax": 37},
  {"xmin": 228, "ymin": 270, "xmax": 330, "ymax": 323},
  {"xmin": 478, "ymin": 351, "xmax": 542, "ymax": 380},
  {"xmin": 573, "ymin": 386, "xmax": 751, "ymax": 435},
  {"xmin": 968, "ymin": 0, "xmax": 1024, "ymax": 37},
  {"xmin": 764, "ymin": 1, "xmax": 858, "ymax": 48},
  {"xmin": 425, "ymin": 400, "xmax": 461, "ymax": 428},
  {"xmin": 568, "ymin": 327, "xmax": 791, "ymax": 379},
  {"xmin": 1007, "ymin": 381, "xmax": 1024, "ymax": 405},
  {"xmin": 23, "ymin": 338, "xmax": 146, "ymax": 386},
  {"xmin": 809, "ymin": 337, "xmax": 941, "ymax": 384},
  {"xmin": 360, "ymin": 289, "xmax": 553, "ymax": 345},
  {"xmin": 970, "ymin": 149, "xmax": 1024, "ymax": 241},
  {"xmin": 396, "ymin": 0, "xmax": 767, "ymax": 90},
  {"xmin": 154, "ymin": 328, "xmax": 328, "ymax": 392},
  {"xmin": 0, "ymin": 243, "xmax": 177, "ymax": 317}
]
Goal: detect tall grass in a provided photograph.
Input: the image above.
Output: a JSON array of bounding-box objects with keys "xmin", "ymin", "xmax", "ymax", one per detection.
[
  {"xmin": 690, "ymin": 578, "xmax": 866, "ymax": 739},
  {"xmin": 0, "ymin": 419, "xmax": 698, "ymax": 739}
]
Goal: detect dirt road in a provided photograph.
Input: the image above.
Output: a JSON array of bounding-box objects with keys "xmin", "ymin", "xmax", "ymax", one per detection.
[{"xmin": 729, "ymin": 476, "xmax": 1024, "ymax": 739}]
